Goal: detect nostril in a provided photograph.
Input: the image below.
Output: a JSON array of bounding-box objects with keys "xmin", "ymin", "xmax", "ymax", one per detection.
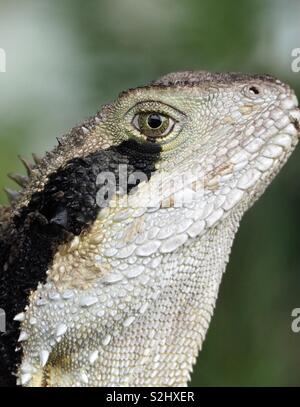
[
  {"xmin": 249, "ymin": 86, "xmax": 260, "ymax": 95},
  {"xmin": 243, "ymin": 84, "xmax": 261, "ymax": 98}
]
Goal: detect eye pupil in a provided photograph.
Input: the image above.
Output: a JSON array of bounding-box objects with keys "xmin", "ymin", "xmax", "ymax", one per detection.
[{"xmin": 147, "ymin": 114, "xmax": 163, "ymax": 129}]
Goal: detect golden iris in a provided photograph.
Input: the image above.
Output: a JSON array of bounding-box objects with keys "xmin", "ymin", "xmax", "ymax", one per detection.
[{"xmin": 133, "ymin": 112, "xmax": 174, "ymax": 139}]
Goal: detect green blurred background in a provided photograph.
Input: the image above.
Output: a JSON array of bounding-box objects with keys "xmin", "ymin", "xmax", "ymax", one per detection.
[{"xmin": 0, "ymin": 0, "xmax": 300, "ymax": 386}]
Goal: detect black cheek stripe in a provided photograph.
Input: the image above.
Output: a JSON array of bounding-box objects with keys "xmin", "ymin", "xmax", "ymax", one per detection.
[{"xmin": 0, "ymin": 139, "xmax": 161, "ymax": 386}]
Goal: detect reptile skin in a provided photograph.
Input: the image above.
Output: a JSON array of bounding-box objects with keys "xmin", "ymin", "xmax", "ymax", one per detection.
[{"xmin": 0, "ymin": 71, "xmax": 299, "ymax": 387}]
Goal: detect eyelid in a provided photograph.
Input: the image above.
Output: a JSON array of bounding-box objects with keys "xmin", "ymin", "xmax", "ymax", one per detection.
[
  {"xmin": 126, "ymin": 100, "xmax": 186, "ymax": 121},
  {"xmin": 132, "ymin": 114, "xmax": 140, "ymax": 131}
]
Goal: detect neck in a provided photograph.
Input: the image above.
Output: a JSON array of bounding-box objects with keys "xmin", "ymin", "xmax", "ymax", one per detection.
[
  {"xmin": 20, "ymin": 206, "xmax": 242, "ymax": 387},
  {"xmin": 70, "ymin": 212, "xmax": 240, "ymax": 386}
]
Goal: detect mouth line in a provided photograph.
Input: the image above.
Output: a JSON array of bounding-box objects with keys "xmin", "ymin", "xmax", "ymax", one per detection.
[
  {"xmin": 159, "ymin": 105, "xmax": 300, "ymax": 205},
  {"xmin": 290, "ymin": 115, "xmax": 300, "ymax": 132},
  {"xmin": 126, "ymin": 103, "xmax": 300, "ymax": 211}
]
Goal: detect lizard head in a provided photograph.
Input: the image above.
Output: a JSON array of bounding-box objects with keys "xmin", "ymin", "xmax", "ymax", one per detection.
[
  {"xmin": 2, "ymin": 71, "xmax": 299, "ymax": 386},
  {"xmin": 106, "ymin": 71, "xmax": 300, "ymax": 208}
]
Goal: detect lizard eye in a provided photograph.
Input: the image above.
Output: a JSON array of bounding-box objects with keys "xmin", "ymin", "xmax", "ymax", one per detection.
[{"xmin": 132, "ymin": 112, "xmax": 175, "ymax": 140}]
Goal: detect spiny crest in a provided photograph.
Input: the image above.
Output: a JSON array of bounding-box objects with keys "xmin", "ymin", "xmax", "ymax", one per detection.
[
  {"xmin": 4, "ymin": 153, "xmax": 43, "ymax": 203},
  {"xmin": 4, "ymin": 188, "xmax": 20, "ymax": 203}
]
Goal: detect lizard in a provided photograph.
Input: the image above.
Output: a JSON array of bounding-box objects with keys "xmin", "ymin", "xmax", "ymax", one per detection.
[{"xmin": 0, "ymin": 71, "xmax": 299, "ymax": 387}]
